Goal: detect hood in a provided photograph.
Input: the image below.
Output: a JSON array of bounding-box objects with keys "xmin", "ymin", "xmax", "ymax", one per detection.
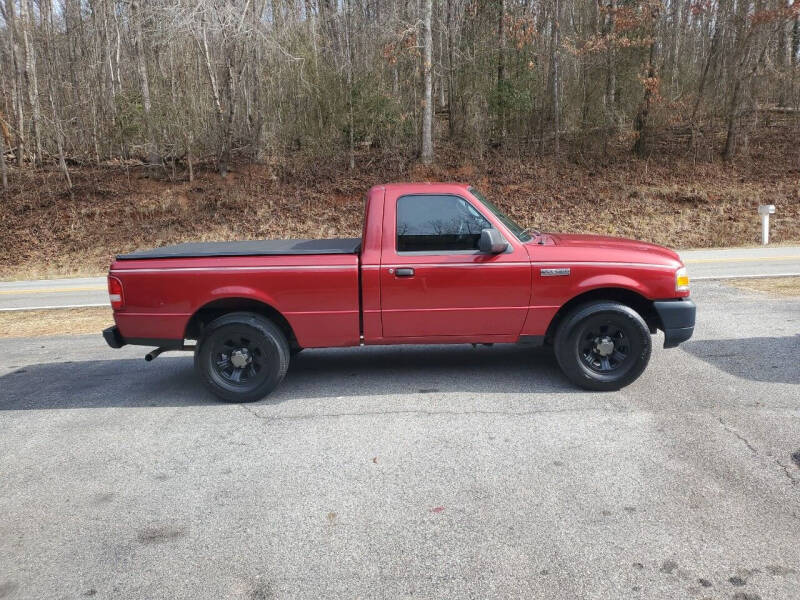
[{"xmin": 536, "ymin": 233, "xmax": 683, "ymax": 266}]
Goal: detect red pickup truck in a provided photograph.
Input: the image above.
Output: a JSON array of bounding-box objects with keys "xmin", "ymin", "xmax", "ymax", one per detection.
[{"xmin": 103, "ymin": 183, "xmax": 695, "ymax": 401}]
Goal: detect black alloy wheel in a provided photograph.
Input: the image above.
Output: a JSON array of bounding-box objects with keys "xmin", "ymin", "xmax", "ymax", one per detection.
[
  {"xmin": 210, "ymin": 331, "xmax": 268, "ymax": 387},
  {"xmin": 196, "ymin": 312, "xmax": 290, "ymax": 402},
  {"xmin": 577, "ymin": 318, "xmax": 632, "ymax": 374},
  {"xmin": 554, "ymin": 301, "xmax": 652, "ymax": 391}
]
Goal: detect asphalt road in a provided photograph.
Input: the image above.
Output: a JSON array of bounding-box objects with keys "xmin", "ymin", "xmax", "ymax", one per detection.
[
  {"xmin": 1, "ymin": 280, "xmax": 799, "ymax": 599},
  {"xmin": 0, "ymin": 277, "xmax": 108, "ymax": 311},
  {"xmin": 1, "ymin": 246, "xmax": 798, "ymax": 311},
  {"xmin": 681, "ymin": 246, "xmax": 800, "ymax": 280}
]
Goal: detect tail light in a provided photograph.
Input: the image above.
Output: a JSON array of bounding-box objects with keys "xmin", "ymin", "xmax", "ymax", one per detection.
[{"xmin": 108, "ymin": 276, "xmax": 125, "ymax": 309}]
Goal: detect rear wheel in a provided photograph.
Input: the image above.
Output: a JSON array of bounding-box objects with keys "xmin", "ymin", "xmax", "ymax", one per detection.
[
  {"xmin": 554, "ymin": 301, "xmax": 651, "ymax": 391},
  {"xmin": 195, "ymin": 312, "xmax": 290, "ymax": 402}
]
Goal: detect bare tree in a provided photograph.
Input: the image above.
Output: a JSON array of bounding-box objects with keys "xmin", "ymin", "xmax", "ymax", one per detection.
[
  {"xmin": 18, "ymin": 0, "xmax": 41, "ymax": 166},
  {"xmin": 633, "ymin": 1, "xmax": 660, "ymax": 157},
  {"xmin": 0, "ymin": 111, "xmax": 7, "ymax": 191},
  {"xmin": 4, "ymin": 0, "xmax": 25, "ymax": 166},
  {"xmin": 421, "ymin": 0, "xmax": 434, "ymax": 164},
  {"xmin": 130, "ymin": 0, "xmax": 158, "ymax": 165},
  {"xmin": 551, "ymin": 0, "xmax": 561, "ymax": 155},
  {"xmin": 0, "ymin": 0, "xmax": 798, "ymax": 174}
]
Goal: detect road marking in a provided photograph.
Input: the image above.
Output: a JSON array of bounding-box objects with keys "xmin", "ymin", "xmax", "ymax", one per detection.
[
  {"xmin": 693, "ymin": 272, "xmax": 800, "ymax": 281},
  {"xmin": 0, "ymin": 303, "xmax": 110, "ymax": 312},
  {"xmin": 0, "ymin": 285, "xmax": 106, "ymax": 295},
  {"xmin": 685, "ymin": 255, "xmax": 800, "ymax": 264}
]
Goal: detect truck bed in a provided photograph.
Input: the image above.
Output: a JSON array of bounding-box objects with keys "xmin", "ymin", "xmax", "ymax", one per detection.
[{"xmin": 116, "ymin": 238, "xmax": 362, "ymax": 260}]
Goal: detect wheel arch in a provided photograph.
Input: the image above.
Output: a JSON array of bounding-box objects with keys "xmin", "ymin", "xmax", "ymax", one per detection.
[
  {"xmin": 184, "ymin": 297, "xmax": 299, "ymax": 350},
  {"xmin": 545, "ymin": 287, "xmax": 660, "ymax": 343}
]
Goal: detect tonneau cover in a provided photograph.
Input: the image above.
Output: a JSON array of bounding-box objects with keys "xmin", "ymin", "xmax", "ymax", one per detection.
[{"xmin": 116, "ymin": 238, "xmax": 362, "ymax": 260}]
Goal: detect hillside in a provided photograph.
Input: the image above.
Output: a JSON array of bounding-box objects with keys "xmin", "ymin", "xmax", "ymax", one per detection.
[{"xmin": 1, "ymin": 136, "xmax": 799, "ymax": 281}]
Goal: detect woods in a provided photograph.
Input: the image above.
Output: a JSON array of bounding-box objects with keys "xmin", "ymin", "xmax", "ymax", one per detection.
[{"xmin": 1, "ymin": 0, "xmax": 799, "ymax": 187}]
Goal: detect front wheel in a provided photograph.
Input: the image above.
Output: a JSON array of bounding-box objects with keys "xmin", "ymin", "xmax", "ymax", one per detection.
[
  {"xmin": 195, "ymin": 312, "xmax": 290, "ymax": 402},
  {"xmin": 554, "ymin": 301, "xmax": 652, "ymax": 391}
]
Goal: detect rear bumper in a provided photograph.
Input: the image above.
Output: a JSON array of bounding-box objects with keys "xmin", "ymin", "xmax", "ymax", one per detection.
[
  {"xmin": 103, "ymin": 325, "xmax": 183, "ymax": 350},
  {"xmin": 653, "ymin": 299, "xmax": 696, "ymax": 348},
  {"xmin": 103, "ymin": 326, "xmax": 126, "ymax": 349}
]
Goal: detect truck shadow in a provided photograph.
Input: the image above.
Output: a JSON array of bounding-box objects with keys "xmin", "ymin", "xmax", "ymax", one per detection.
[
  {"xmin": 0, "ymin": 345, "xmax": 569, "ymax": 410},
  {"xmin": 681, "ymin": 335, "xmax": 800, "ymax": 385}
]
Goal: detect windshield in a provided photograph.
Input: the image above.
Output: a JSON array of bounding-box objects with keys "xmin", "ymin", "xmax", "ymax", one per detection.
[{"xmin": 469, "ymin": 187, "xmax": 533, "ymax": 242}]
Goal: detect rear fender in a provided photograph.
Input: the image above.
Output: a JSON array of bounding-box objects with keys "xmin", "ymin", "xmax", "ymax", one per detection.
[{"xmin": 205, "ymin": 285, "xmax": 283, "ymax": 309}]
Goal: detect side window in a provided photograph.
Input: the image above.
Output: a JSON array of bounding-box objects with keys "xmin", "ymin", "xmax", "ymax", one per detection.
[{"xmin": 396, "ymin": 195, "xmax": 491, "ymax": 252}]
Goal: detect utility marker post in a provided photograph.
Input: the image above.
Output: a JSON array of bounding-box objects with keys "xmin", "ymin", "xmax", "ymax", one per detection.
[{"xmin": 758, "ymin": 205, "xmax": 775, "ymax": 245}]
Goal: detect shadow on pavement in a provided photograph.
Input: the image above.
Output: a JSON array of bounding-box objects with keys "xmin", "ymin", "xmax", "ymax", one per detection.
[
  {"xmin": 0, "ymin": 345, "xmax": 569, "ymax": 410},
  {"xmin": 682, "ymin": 335, "xmax": 800, "ymax": 385}
]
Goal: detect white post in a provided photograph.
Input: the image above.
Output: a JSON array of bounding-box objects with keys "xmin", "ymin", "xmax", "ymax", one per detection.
[{"xmin": 758, "ymin": 205, "xmax": 775, "ymax": 246}]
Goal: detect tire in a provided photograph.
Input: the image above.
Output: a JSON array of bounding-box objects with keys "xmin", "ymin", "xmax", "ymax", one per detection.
[
  {"xmin": 553, "ymin": 301, "xmax": 652, "ymax": 391},
  {"xmin": 195, "ymin": 312, "xmax": 290, "ymax": 402}
]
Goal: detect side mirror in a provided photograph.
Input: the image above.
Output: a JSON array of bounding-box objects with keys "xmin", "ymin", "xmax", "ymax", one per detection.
[{"xmin": 478, "ymin": 228, "xmax": 508, "ymax": 254}]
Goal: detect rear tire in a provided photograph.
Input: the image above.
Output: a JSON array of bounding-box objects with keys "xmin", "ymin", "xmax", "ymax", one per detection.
[
  {"xmin": 195, "ymin": 312, "xmax": 290, "ymax": 402},
  {"xmin": 554, "ymin": 301, "xmax": 651, "ymax": 391}
]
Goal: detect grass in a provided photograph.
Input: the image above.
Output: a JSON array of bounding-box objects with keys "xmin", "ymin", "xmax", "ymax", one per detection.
[
  {"xmin": 0, "ymin": 307, "xmax": 113, "ymax": 338},
  {"xmin": 728, "ymin": 277, "xmax": 800, "ymax": 297}
]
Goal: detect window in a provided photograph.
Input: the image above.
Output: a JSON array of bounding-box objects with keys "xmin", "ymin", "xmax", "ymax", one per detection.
[
  {"xmin": 469, "ymin": 187, "xmax": 532, "ymax": 242},
  {"xmin": 397, "ymin": 195, "xmax": 491, "ymax": 252}
]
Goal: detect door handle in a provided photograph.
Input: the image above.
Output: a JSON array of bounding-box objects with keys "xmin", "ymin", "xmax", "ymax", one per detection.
[{"xmin": 394, "ymin": 267, "xmax": 415, "ymax": 277}]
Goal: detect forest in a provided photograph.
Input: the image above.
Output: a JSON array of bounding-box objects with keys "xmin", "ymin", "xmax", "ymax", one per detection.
[
  {"xmin": 1, "ymin": 0, "xmax": 799, "ymax": 277},
  {"xmin": 2, "ymin": 0, "xmax": 799, "ymax": 184}
]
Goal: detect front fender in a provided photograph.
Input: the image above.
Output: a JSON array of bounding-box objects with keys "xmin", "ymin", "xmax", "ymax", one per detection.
[{"xmin": 572, "ymin": 273, "xmax": 653, "ymax": 298}]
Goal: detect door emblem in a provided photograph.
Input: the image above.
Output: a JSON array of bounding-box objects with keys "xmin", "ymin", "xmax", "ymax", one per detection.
[{"xmin": 541, "ymin": 268, "xmax": 571, "ymax": 277}]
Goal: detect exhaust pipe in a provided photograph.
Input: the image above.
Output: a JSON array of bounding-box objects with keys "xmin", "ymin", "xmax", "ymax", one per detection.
[
  {"xmin": 145, "ymin": 347, "xmax": 167, "ymax": 362},
  {"xmin": 145, "ymin": 344, "xmax": 196, "ymax": 362}
]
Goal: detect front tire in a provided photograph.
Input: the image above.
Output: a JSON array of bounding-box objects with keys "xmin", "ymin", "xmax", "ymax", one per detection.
[
  {"xmin": 195, "ymin": 312, "xmax": 290, "ymax": 402},
  {"xmin": 554, "ymin": 301, "xmax": 652, "ymax": 391}
]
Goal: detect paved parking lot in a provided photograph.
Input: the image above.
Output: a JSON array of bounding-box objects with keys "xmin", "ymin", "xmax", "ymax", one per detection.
[{"xmin": 1, "ymin": 281, "xmax": 799, "ymax": 599}]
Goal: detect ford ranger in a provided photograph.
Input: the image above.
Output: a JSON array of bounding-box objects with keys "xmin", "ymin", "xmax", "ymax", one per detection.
[{"xmin": 103, "ymin": 183, "xmax": 695, "ymax": 401}]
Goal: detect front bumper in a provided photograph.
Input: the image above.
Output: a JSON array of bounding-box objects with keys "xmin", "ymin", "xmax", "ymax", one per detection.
[
  {"xmin": 103, "ymin": 325, "xmax": 126, "ymax": 349},
  {"xmin": 653, "ymin": 299, "xmax": 696, "ymax": 348}
]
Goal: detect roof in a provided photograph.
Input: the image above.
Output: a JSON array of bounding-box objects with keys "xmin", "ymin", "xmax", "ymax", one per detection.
[{"xmin": 379, "ymin": 182, "xmax": 472, "ymax": 193}]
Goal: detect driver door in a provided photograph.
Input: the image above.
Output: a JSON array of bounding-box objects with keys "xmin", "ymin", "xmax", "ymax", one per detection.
[{"xmin": 379, "ymin": 192, "xmax": 531, "ymax": 339}]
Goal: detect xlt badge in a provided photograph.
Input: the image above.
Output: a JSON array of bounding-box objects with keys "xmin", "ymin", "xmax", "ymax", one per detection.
[{"xmin": 541, "ymin": 268, "xmax": 571, "ymax": 277}]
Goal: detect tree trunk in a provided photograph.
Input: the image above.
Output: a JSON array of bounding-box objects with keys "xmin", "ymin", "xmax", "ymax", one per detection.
[
  {"xmin": 669, "ymin": 0, "xmax": 682, "ymax": 96},
  {"xmin": 633, "ymin": 5, "xmax": 660, "ymax": 157},
  {"xmin": 18, "ymin": 0, "xmax": 42, "ymax": 167},
  {"xmin": 446, "ymin": 0, "xmax": 454, "ymax": 137},
  {"xmin": 776, "ymin": 0, "xmax": 790, "ymax": 106},
  {"xmin": 0, "ymin": 118, "xmax": 7, "ymax": 192},
  {"xmin": 101, "ymin": 0, "xmax": 117, "ymax": 119},
  {"xmin": 131, "ymin": 0, "xmax": 158, "ymax": 165},
  {"xmin": 186, "ymin": 133, "xmax": 194, "ymax": 183},
  {"xmin": 604, "ymin": 0, "xmax": 617, "ymax": 116},
  {"xmin": 723, "ymin": 0, "xmax": 756, "ymax": 162},
  {"xmin": 199, "ymin": 15, "xmax": 229, "ymax": 176},
  {"xmin": 497, "ymin": 0, "xmax": 507, "ymax": 142},
  {"xmin": 345, "ymin": 0, "xmax": 355, "ymax": 170},
  {"xmin": 723, "ymin": 77, "xmax": 743, "ymax": 161},
  {"xmin": 421, "ymin": 0, "xmax": 434, "ymax": 164},
  {"xmin": 5, "ymin": 0, "xmax": 26, "ymax": 167},
  {"xmin": 551, "ymin": 0, "xmax": 561, "ymax": 155},
  {"xmin": 48, "ymin": 83, "xmax": 73, "ymax": 197}
]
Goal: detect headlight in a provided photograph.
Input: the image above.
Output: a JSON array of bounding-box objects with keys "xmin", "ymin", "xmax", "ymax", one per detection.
[{"xmin": 675, "ymin": 266, "xmax": 690, "ymax": 292}]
